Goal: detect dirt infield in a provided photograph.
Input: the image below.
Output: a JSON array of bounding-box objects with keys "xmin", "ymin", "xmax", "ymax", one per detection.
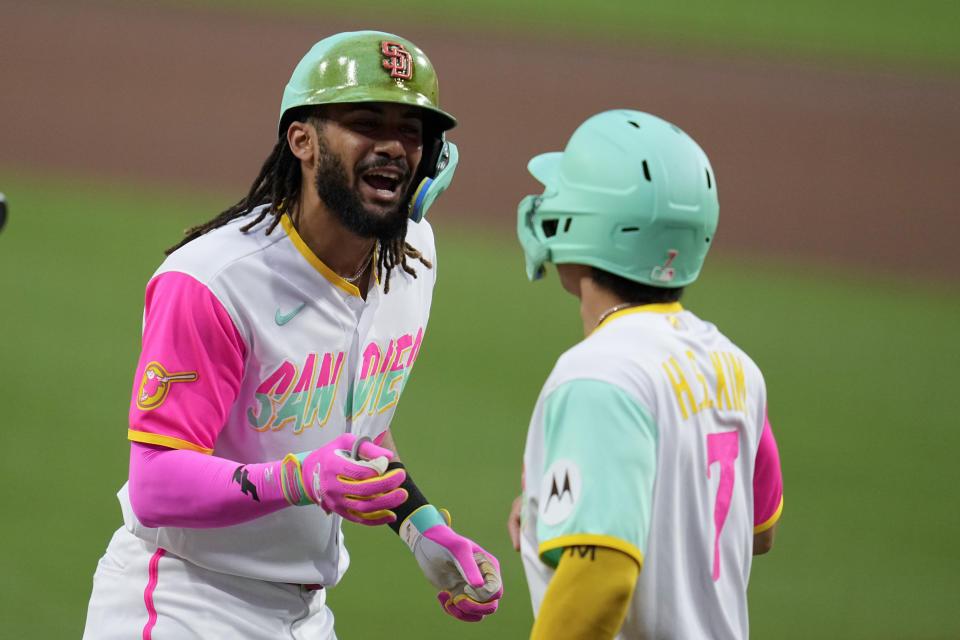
[{"xmin": 3, "ymin": 0, "xmax": 959, "ymax": 280}]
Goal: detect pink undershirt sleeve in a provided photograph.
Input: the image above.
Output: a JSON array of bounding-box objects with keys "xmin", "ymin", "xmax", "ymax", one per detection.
[
  {"xmin": 128, "ymin": 442, "xmax": 292, "ymax": 528},
  {"xmin": 753, "ymin": 407, "xmax": 784, "ymax": 532}
]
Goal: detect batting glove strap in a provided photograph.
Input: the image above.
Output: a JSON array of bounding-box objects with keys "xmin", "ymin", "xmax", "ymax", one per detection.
[
  {"xmin": 386, "ymin": 462, "xmax": 433, "ymax": 536},
  {"xmin": 280, "ymin": 452, "xmax": 315, "ymax": 507},
  {"xmin": 399, "ymin": 505, "xmax": 447, "ymax": 551}
]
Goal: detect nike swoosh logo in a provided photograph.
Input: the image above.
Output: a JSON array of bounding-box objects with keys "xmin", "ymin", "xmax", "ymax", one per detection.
[{"xmin": 275, "ymin": 302, "xmax": 306, "ymax": 326}]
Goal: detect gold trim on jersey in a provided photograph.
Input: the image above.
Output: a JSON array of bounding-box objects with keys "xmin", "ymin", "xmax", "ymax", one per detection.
[
  {"xmin": 539, "ymin": 533, "xmax": 644, "ymax": 570},
  {"xmin": 754, "ymin": 495, "xmax": 783, "ymax": 534},
  {"xmin": 592, "ymin": 302, "xmax": 685, "ymax": 336},
  {"xmin": 280, "ymin": 215, "xmax": 364, "ymax": 298},
  {"xmin": 128, "ymin": 429, "xmax": 214, "ymax": 454},
  {"xmin": 370, "ymin": 243, "xmax": 381, "ymax": 287}
]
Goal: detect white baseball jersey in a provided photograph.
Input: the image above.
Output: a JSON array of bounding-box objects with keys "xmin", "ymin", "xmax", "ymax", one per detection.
[
  {"xmin": 117, "ymin": 208, "xmax": 436, "ymax": 585},
  {"xmin": 521, "ymin": 303, "xmax": 782, "ymax": 639}
]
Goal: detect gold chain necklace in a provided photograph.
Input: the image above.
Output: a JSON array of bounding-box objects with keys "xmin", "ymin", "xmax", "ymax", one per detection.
[
  {"xmin": 594, "ymin": 302, "xmax": 637, "ymax": 331},
  {"xmin": 341, "ymin": 246, "xmax": 375, "ymax": 283}
]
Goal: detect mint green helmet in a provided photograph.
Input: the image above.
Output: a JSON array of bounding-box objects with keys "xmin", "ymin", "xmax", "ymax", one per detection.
[{"xmin": 517, "ymin": 110, "xmax": 719, "ymax": 286}]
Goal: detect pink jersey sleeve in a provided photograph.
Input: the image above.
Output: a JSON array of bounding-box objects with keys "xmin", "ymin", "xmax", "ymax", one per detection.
[
  {"xmin": 128, "ymin": 271, "xmax": 246, "ymax": 453},
  {"xmin": 753, "ymin": 407, "xmax": 783, "ymax": 533}
]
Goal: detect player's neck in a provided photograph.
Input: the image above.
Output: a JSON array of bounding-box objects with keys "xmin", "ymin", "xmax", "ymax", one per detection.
[
  {"xmin": 578, "ymin": 278, "xmax": 629, "ymax": 337},
  {"xmin": 292, "ymin": 195, "xmax": 377, "ymax": 296}
]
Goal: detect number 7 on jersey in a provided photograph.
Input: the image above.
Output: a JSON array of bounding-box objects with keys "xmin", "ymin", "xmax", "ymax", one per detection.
[{"xmin": 706, "ymin": 430, "xmax": 739, "ymax": 581}]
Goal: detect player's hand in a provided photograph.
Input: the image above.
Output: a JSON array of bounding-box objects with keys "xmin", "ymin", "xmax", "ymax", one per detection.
[
  {"xmin": 507, "ymin": 495, "xmax": 522, "ymax": 551},
  {"xmin": 402, "ymin": 506, "xmax": 503, "ymax": 621},
  {"xmin": 281, "ymin": 434, "xmax": 407, "ymax": 525}
]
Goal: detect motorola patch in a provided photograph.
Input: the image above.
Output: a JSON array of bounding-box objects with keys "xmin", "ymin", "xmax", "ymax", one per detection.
[{"xmin": 539, "ymin": 459, "xmax": 582, "ymax": 526}]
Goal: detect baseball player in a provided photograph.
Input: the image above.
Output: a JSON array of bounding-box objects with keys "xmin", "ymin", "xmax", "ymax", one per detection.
[
  {"xmin": 82, "ymin": 31, "xmax": 502, "ymax": 639},
  {"xmin": 507, "ymin": 110, "xmax": 783, "ymax": 639}
]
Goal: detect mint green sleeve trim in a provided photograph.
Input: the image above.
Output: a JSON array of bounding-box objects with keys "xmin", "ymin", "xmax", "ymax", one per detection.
[{"xmin": 537, "ymin": 379, "xmax": 658, "ymax": 560}]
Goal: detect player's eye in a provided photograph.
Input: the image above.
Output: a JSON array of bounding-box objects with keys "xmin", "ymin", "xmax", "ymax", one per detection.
[
  {"xmin": 398, "ymin": 120, "xmax": 422, "ymax": 137},
  {"xmin": 344, "ymin": 112, "xmax": 380, "ymax": 129}
]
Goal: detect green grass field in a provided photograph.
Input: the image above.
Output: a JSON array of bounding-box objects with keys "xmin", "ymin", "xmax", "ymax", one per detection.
[{"xmin": 1, "ymin": 171, "xmax": 958, "ymax": 638}]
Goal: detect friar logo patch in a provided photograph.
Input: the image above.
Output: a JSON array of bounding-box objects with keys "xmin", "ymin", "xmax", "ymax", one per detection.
[
  {"xmin": 381, "ymin": 41, "xmax": 413, "ymax": 79},
  {"xmin": 136, "ymin": 361, "xmax": 198, "ymax": 410},
  {"xmin": 540, "ymin": 459, "xmax": 582, "ymax": 526}
]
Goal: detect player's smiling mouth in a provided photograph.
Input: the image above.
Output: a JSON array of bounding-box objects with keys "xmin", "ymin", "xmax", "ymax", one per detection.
[{"xmin": 360, "ymin": 168, "xmax": 405, "ymax": 200}]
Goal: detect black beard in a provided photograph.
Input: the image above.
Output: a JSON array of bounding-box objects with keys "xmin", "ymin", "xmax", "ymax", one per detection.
[{"xmin": 314, "ymin": 138, "xmax": 411, "ymax": 241}]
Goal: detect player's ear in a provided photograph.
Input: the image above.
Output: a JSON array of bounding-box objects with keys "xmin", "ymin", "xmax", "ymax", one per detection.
[{"xmin": 286, "ymin": 121, "xmax": 315, "ymax": 163}]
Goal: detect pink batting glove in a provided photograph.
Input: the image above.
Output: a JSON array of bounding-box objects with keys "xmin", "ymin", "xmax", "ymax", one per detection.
[
  {"xmin": 281, "ymin": 434, "xmax": 407, "ymax": 525},
  {"xmin": 400, "ymin": 506, "xmax": 504, "ymax": 621}
]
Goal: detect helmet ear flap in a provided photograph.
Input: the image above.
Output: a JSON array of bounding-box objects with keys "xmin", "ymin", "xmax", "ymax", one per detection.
[
  {"xmin": 405, "ymin": 122, "xmax": 444, "ymax": 221},
  {"xmin": 419, "ymin": 128, "xmax": 445, "ymax": 180},
  {"xmin": 408, "ymin": 138, "xmax": 458, "ymax": 222},
  {"xmin": 517, "ymin": 195, "xmax": 551, "ymax": 280}
]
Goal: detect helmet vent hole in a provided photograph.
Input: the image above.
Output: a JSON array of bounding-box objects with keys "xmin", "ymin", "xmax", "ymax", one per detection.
[
  {"xmin": 541, "ymin": 219, "xmax": 559, "ymax": 238},
  {"xmin": 706, "ymin": 169, "xmax": 712, "ymax": 189},
  {"xmin": 628, "ymin": 120, "xmax": 640, "ymax": 128},
  {"xmin": 642, "ymin": 160, "xmax": 652, "ymax": 182},
  {"xmin": 622, "ymin": 227, "xmax": 639, "ymax": 232},
  {"xmin": 563, "ymin": 218, "xmax": 572, "ymax": 233}
]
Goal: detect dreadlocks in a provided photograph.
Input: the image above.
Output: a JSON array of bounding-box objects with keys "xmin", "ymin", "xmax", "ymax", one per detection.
[
  {"xmin": 166, "ymin": 111, "xmax": 432, "ymax": 293},
  {"xmin": 378, "ymin": 237, "xmax": 432, "ymax": 294}
]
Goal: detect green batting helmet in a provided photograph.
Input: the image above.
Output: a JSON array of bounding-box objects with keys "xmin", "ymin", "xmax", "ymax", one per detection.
[
  {"xmin": 279, "ymin": 31, "xmax": 456, "ymax": 136},
  {"xmin": 517, "ymin": 110, "xmax": 719, "ymax": 286}
]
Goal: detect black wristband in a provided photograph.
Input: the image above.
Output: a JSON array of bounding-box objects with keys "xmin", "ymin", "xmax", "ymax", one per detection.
[{"xmin": 387, "ymin": 461, "xmax": 431, "ymax": 534}]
